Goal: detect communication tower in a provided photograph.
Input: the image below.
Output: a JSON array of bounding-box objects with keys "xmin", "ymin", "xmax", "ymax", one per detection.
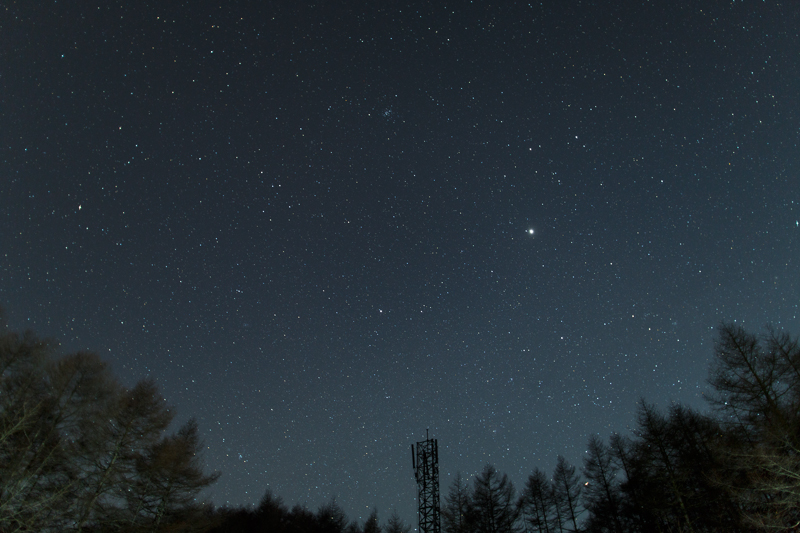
[{"xmin": 411, "ymin": 430, "xmax": 440, "ymax": 533}]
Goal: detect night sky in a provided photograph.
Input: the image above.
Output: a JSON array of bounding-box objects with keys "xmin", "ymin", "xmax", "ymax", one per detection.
[{"xmin": 2, "ymin": 0, "xmax": 799, "ymax": 526}]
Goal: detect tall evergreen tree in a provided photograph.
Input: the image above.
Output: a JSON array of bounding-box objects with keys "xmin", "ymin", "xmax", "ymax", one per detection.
[
  {"xmin": 286, "ymin": 503, "xmax": 318, "ymax": 533},
  {"xmin": 384, "ymin": 509, "xmax": 412, "ymax": 533},
  {"xmin": 582, "ymin": 435, "xmax": 623, "ymax": 533},
  {"xmin": 442, "ymin": 472, "xmax": 473, "ymax": 533},
  {"xmin": 666, "ymin": 403, "xmax": 741, "ymax": 530},
  {"xmin": 363, "ymin": 508, "xmax": 382, "ymax": 533},
  {"xmin": 345, "ymin": 519, "xmax": 364, "ymax": 533},
  {"xmin": 608, "ymin": 433, "xmax": 653, "ymax": 532},
  {"xmin": 518, "ymin": 468, "xmax": 554, "ymax": 533},
  {"xmin": 317, "ymin": 498, "xmax": 349, "ymax": 533},
  {"xmin": 471, "ymin": 465, "xmax": 519, "ymax": 533},
  {"xmin": 256, "ymin": 489, "xmax": 289, "ymax": 531},
  {"xmin": 551, "ymin": 456, "xmax": 582, "ymax": 533},
  {"xmin": 635, "ymin": 401, "xmax": 696, "ymax": 533}
]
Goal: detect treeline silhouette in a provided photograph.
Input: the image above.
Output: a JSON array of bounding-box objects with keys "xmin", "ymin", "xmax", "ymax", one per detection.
[
  {"xmin": 0, "ymin": 319, "xmax": 413, "ymax": 533},
  {"xmin": 439, "ymin": 323, "xmax": 800, "ymax": 533},
  {"xmin": 2, "ymin": 320, "xmax": 799, "ymax": 531},
  {"xmin": 207, "ymin": 496, "xmax": 411, "ymax": 533}
]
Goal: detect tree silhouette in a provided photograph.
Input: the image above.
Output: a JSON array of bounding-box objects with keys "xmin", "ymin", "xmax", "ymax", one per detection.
[
  {"xmin": 471, "ymin": 465, "xmax": 519, "ymax": 533},
  {"xmin": 582, "ymin": 435, "xmax": 623, "ymax": 533},
  {"xmin": 442, "ymin": 472, "xmax": 473, "ymax": 533},
  {"xmin": 317, "ymin": 498, "xmax": 349, "ymax": 533},
  {"xmin": 634, "ymin": 401, "xmax": 696, "ymax": 533},
  {"xmin": 127, "ymin": 418, "xmax": 220, "ymax": 530},
  {"xmin": 385, "ymin": 509, "xmax": 412, "ymax": 533},
  {"xmin": 708, "ymin": 324, "xmax": 800, "ymax": 529},
  {"xmin": 363, "ymin": 508, "xmax": 382, "ymax": 533},
  {"xmin": 0, "ymin": 326, "xmax": 219, "ymax": 532},
  {"xmin": 551, "ymin": 456, "xmax": 582, "ymax": 533},
  {"xmin": 74, "ymin": 378, "xmax": 173, "ymax": 531},
  {"xmin": 518, "ymin": 468, "xmax": 554, "ymax": 533}
]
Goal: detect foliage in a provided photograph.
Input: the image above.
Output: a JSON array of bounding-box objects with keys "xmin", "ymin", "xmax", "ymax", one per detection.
[
  {"xmin": 0, "ymin": 327, "xmax": 218, "ymax": 532},
  {"xmin": 471, "ymin": 465, "xmax": 520, "ymax": 533},
  {"xmin": 362, "ymin": 508, "xmax": 382, "ymax": 533},
  {"xmin": 551, "ymin": 455, "xmax": 582, "ymax": 533},
  {"xmin": 8, "ymin": 313, "xmax": 800, "ymax": 533},
  {"xmin": 442, "ymin": 472, "xmax": 474, "ymax": 533},
  {"xmin": 582, "ymin": 435, "xmax": 624, "ymax": 533},
  {"xmin": 518, "ymin": 468, "xmax": 556, "ymax": 533},
  {"xmin": 384, "ymin": 509, "xmax": 412, "ymax": 533},
  {"xmin": 706, "ymin": 324, "xmax": 800, "ymax": 529}
]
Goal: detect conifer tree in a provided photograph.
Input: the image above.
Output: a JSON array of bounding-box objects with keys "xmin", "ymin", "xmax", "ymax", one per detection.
[
  {"xmin": 471, "ymin": 465, "xmax": 519, "ymax": 533},
  {"xmin": 551, "ymin": 456, "xmax": 582, "ymax": 533},
  {"xmin": 518, "ymin": 468, "xmax": 554, "ymax": 533},
  {"xmin": 385, "ymin": 509, "xmax": 412, "ymax": 533},
  {"xmin": 363, "ymin": 508, "xmax": 382, "ymax": 533},
  {"xmin": 442, "ymin": 472, "xmax": 473, "ymax": 533},
  {"xmin": 582, "ymin": 435, "xmax": 623, "ymax": 533}
]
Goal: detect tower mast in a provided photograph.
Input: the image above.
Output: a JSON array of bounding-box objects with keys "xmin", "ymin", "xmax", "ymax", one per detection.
[{"xmin": 411, "ymin": 430, "xmax": 440, "ymax": 533}]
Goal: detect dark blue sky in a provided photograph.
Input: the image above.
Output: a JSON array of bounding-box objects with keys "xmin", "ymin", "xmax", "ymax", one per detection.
[{"xmin": 2, "ymin": 0, "xmax": 799, "ymax": 526}]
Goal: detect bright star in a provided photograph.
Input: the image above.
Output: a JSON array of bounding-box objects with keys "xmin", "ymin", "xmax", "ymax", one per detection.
[{"xmin": 527, "ymin": 229, "xmax": 535, "ymax": 235}]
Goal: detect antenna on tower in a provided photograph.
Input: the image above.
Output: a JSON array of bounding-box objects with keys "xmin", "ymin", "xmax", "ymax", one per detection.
[{"xmin": 411, "ymin": 431, "xmax": 440, "ymax": 533}]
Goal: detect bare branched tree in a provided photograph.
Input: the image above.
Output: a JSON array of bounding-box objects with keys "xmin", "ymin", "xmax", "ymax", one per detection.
[
  {"xmin": 0, "ymin": 326, "xmax": 219, "ymax": 533},
  {"xmin": 708, "ymin": 324, "xmax": 800, "ymax": 530},
  {"xmin": 472, "ymin": 465, "xmax": 520, "ymax": 533},
  {"xmin": 442, "ymin": 472, "xmax": 474, "ymax": 533}
]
